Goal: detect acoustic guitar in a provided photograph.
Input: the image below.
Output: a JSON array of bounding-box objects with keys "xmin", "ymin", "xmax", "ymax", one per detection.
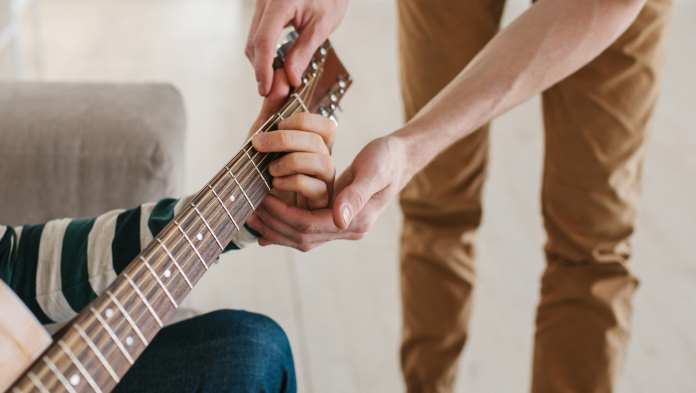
[{"xmin": 0, "ymin": 33, "xmax": 352, "ymax": 393}]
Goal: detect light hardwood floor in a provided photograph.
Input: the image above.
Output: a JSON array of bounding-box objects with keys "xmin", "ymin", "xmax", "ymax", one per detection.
[{"xmin": 5, "ymin": 1, "xmax": 696, "ymax": 392}]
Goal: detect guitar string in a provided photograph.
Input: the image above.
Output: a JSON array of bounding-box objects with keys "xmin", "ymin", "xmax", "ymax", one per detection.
[
  {"xmin": 33, "ymin": 46, "xmax": 341, "ymax": 385},
  {"xmin": 38, "ymin": 70, "xmax": 326, "ymax": 386},
  {"xmin": 34, "ymin": 90, "xmax": 315, "ymax": 388},
  {"xmin": 39, "ymin": 90, "xmax": 336, "ymax": 390},
  {"xmin": 37, "ymin": 126, "xmax": 283, "ymax": 390}
]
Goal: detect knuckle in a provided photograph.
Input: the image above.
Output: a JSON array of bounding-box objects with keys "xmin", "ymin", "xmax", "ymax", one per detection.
[
  {"xmin": 287, "ymin": 153, "xmax": 301, "ymax": 168},
  {"xmin": 295, "ymin": 174, "xmax": 309, "ymax": 189},
  {"xmin": 254, "ymin": 36, "xmax": 273, "ymax": 51},
  {"xmin": 296, "ymin": 220, "xmax": 312, "ymax": 233},
  {"xmin": 298, "ymin": 242, "xmax": 313, "ymax": 252},
  {"xmin": 311, "ymin": 134, "xmax": 325, "ymax": 151},
  {"xmin": 277, "ymin": 132, "xmax": 291, "ymax": 147},
  {"xmin": 320, "ymin": 154, "xmax": 335, "ymax": 173}
]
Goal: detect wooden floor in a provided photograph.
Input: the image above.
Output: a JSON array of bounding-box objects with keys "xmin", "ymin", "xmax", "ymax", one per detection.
[{"xmin": 5, "ymin": 0, "xmax": 696, "ymax": 391}]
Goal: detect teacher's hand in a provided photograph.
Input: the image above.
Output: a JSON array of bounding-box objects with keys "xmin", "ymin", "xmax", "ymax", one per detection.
[
  {"xmin": 247, "ymin": 135, "xmax": 408, "ymax": 251},
  {"xmin": 246, "ymin": 0, "xmax": 349, "ymax": 96}
]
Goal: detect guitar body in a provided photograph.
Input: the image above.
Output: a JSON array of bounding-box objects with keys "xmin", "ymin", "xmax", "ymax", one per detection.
[{"xmin": 0, "ymin": 282, "xmax": 52, "ymax": 392}]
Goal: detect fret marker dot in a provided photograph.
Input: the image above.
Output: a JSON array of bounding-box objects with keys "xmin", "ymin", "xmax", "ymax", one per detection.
[
  {"xmin": 229, "ymin": 194, "xmax": 236, "ymax": 202},
  {"xmin": 164, "ymin": 269, "xmax": 171, "ymax": 278},
  {"xmin": 105, "ymin": 308, "xmax": 114, "ymax": 318},
  {"xmin": 70, "ymin": 374, "xmax": 80, "ymax": 386},
  {"xmin": 126, "ymin": 336, "xmax": 134, "ymax": 346},
  {"xmin": 196, "ymin": 232, "xmax": 203, "ymax": 241}
]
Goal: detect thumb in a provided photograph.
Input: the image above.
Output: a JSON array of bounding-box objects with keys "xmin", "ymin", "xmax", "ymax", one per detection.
[{"xmin": 332, "ymin": 170, "xmax": 383, "ymax": 230}]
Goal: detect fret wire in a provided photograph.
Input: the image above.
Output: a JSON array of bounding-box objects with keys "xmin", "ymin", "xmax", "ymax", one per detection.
[
  {"xmin": 192, "ymin": 203, "xmax": 225, "ymax": 250},
  {"xmin": 291, "ymin": 92, "xmax": 309, "ymax": 112},
  {"xmin": 243, "ymin": 147, "xmax": 272, "ymax": 191},
  {"xmin": 74, "ymin": 324, "xmax": 120, "ymax": 382},
  {"xmin": 141, "ymin": 256, "xmax": 178, "ymax": 308},
  {"xmin": 221, "ymin": 92, "xmax": 307, "ymax": 212},
  {"xmin": 236, "ymin": 94, "xmax": 307, "ymax": 185},
  {"xmin": 89, "ymin": 307, "xmax": 135, "ymax": 365},
  {"xmin": 207, "ymin": 183, "xmax": 240, "ymax": 231},
  {"xmin": 11, "ymin": 79, "xmax": 327, "ymax": 393},
  {"xmin": 156, "ymin": 238, "xmax": 194, "ymax": 289},
  {"xmin": 174, "ymin": 219, "xmax": 209, "ymax": 270},
  {"xmin": 42, "ymin": 356, "xmax": 78, "ymax": 393},
  {"xmin": 210, "ymin": 161, "xmax": 257, "ymax": 227},
  {"xmin": 106, "ymin": 290, "xmax": 148, "ymax": 345},
  {"xmin": 124, "ymin": 273, "xmax": 164, "ymax": 327},
  {"xmin": 141, "ymin": 198, "xmax": 225, "ymax": 305},
  {"xmin": 27, "ymin": 372, "xmax": 49, "ymax": 393},
  {"xmin": 228, "ymin": 168, "xmax": 261, "ymax": 217},
  {"xmin": 227, "ymin": 156, "xmax": 272, "ymax": 222},
  {"xmin": 57, "ymin": 340, "xmax": 103, "ymax": 393},
  {"xmin": 225, "ymin": 165, "xmax": 255, "ymax": 209},
  {"xmin": 151, "ymin": 200, "xmax": 224, "ymax": 295}
]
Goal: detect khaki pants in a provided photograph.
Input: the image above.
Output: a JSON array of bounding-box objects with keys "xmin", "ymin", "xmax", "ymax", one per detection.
[{"xmin": 397, "ymin": 1, "xmax": 672, "ymax": 392}]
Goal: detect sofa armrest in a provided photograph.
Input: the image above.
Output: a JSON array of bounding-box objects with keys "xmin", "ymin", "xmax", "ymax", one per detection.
[{"xmin": 0, "ymin": 82, "xmax": 186, "ymax": 225}]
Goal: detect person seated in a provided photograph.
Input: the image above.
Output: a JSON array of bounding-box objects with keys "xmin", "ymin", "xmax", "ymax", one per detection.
[{"xmin": 0, "ymin": 89, "xmax": 337, "ymax": 393}]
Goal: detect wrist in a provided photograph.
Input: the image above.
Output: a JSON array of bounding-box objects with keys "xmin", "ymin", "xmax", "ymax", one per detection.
[{"xmin": 389, "ymin": 124, "xmax": 434, "ymax": 184}]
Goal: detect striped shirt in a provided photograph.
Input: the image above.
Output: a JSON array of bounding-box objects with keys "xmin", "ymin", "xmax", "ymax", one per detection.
[{"xmin": 0, "ymin": 197, "xmax": 256, "ymax": 324}]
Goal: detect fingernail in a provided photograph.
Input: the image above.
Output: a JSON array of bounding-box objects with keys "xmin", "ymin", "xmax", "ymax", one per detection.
[{"xmin": 341, "ymin": 205, "xmax": 352, "ymax": 226}]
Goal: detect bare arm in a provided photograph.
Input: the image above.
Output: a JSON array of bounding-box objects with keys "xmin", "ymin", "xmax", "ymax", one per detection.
[
  {"xmin": 395, "ymin": 0, "xmax": 645, "ymax": 180},
  {"xmin": 246, "ymin": 0, "xmax": 647, "ymax": 250}
]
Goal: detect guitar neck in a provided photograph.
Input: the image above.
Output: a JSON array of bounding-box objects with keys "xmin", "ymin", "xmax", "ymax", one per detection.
[
  {"xmin": 10, "ymin": 95, "xmax": 308, "ymax": 393},
  {"xmin": 11, "ymin": 36, "xmax": 352, "ymax": 393}
]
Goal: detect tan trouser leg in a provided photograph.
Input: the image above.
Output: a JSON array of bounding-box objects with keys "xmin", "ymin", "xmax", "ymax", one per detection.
[
  {"xmin": 534, "ymin": 1, "xmax": 672, "ymax": 392},
  {"xmin": 398, "ymin": 1, "xmax": 505, "ymax": 392}
]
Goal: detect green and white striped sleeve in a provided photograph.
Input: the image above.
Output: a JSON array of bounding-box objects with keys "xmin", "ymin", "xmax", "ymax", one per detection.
[{"xmin": 0, "ymin": 197, "xmax": 257, "ymax": 324}]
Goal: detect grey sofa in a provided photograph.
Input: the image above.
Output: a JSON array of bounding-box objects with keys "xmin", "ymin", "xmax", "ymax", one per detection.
[
  {"xmin": 0, "ymin": 81, "xmax": 195, "ymax": 328},
  {"xmin": 0, "ymin": 82, "xmax": 186, "ymax": 225}
]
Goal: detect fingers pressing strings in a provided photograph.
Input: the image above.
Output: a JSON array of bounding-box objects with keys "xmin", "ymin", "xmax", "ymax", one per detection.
[{"xmin": 278, "ymin": 112, "xmax": 337, "ymax": 149}]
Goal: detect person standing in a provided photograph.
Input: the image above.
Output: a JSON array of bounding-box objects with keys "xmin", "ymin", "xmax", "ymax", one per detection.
[{"xmin": 244, "ymin": 0, "xmax": 672, "ymax": 392}]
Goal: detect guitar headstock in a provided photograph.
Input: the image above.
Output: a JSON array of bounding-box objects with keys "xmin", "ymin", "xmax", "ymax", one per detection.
[{"xmin": 275, "ymin": 32, "xmax": 352, "ymax": 123}]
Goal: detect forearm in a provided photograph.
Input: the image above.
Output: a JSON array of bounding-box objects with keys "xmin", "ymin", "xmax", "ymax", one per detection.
[
  {"xmin": 0, "ymin": 197, "xmax": 255, "ymax": 324},
  {"xmin": 393, "ymin": 0, "xmax": 645, "ymax": 180}
]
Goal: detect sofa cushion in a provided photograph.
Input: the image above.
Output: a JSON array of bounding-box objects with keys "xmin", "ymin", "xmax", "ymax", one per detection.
[{"xmin": 0, "ymin": 82, "xmax": 186, "ymax": 225}]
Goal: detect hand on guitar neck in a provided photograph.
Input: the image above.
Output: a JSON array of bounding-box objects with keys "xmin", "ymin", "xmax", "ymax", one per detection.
[{"xmin": 249, "ymin": 69, "xmax": 337, "ymax": 212}]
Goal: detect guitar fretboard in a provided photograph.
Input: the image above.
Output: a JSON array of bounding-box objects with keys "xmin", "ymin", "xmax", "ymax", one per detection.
[
  {"xmin": 11, "ymin": 36, "xmax": 352, "ymax": 393},
  {"xmin": 12, "ymin": 94, "xmax": 313, "ymax": 393}
]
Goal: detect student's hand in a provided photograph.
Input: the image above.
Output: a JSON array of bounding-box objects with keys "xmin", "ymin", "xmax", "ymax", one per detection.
[
  {"xmin": 246, "ymin": 0, "xmax": 349, "ymax": 96},
  {"xmin": 252, "ymin": 112, "xmax": 336, "ymax": 210},
  {"xmin": 248, "ymin": 69, "xmax": 336, "ymax": 211},
  {"xmin": 246, "ymin": 136, "xmax": 408, "ymax": 251}
]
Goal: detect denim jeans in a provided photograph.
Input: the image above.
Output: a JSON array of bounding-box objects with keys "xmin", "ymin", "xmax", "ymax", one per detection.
[{"xmin": 113, "ymin": 310, "xmax": 296, "ymax": 393}]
